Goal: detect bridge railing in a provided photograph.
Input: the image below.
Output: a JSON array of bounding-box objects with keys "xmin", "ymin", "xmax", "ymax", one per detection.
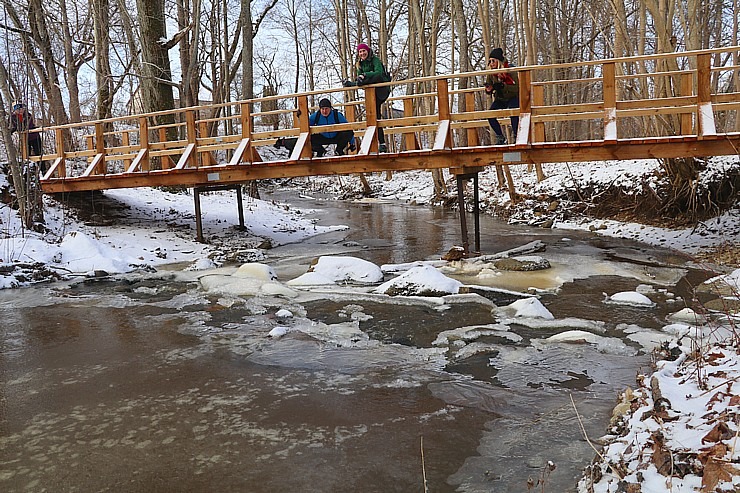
[{"xmin": 28, "ymin": 46, "xmax": 740, "ymax": 182}]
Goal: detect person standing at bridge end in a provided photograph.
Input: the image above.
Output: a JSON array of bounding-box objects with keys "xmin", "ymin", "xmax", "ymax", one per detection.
[
  {"xmin": 309, "ymin": 98, "xmax": 356, "ymax": 157},
  {"xmin": 343, "ymin": 43, "xmax": 391, "ymax": 153},
  {"xmin": 9, "ymin": 102, "xmax": 44, "ymax": 170},
  {"xmin": 484, "ymin": 48, "xmax": 519, "ymax": 145}
]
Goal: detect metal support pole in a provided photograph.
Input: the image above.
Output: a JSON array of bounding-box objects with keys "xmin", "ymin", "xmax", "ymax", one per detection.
[
  {"xmin": 473, "ymin": 173, "xmax": 480, "ymax": 254},
  {"xmin": 194, "ymin": 187, "xmax": 204, "ymax": 243},
  {"xmin": 236, "ymin": 186, "xmax": 245, "ymax": 230},
  {"xmin": 456, "ymin": 175, "xmax": 469, "ymax": 254}
]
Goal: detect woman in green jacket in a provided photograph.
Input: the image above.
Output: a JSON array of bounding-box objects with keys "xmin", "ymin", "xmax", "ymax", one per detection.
[{"xmin": 344, "ymin": 43, "xmax": 391, "ymax": 152}]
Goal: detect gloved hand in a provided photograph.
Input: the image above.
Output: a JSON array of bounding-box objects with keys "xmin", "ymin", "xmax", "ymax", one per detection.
[
  {"xmin": 492, "ymin": 82, "xmax": 504, "ymax": 91},
  {"xmin": 484, "ymin": 83, "xmax": 493, "ymax": 94},
  {"xmin": 343, "ymin": 79, "xmax": 356, "ymax": 87},
  {"xmin": 356, "ymin": 74, "xmax": 366, "ymax": 85}
]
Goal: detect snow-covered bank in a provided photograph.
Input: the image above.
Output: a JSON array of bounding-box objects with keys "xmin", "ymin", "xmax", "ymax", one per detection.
[
  {"xmin": 0, "ymin": 184, "xmax": 347, "ymax": 288},
  {"xmin": 577, "ymin": 272, "xmax": 740, "ymax": 493}
]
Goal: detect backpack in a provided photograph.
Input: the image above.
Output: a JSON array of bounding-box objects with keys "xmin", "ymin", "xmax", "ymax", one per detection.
[{"xmin": 313, "ymin": 108, "xmax": 339, "ymax": 126}]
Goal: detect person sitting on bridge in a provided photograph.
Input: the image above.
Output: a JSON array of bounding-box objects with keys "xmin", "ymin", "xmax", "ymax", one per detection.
[
  {"xmin": 343, "ymin": 43, "xmax": 391, "ymax": 153},
  {"xmin": 484, "ymin": 48, "xmax": 519, "ymax": 146},
  {"xmin": 9, "ymin": 102, "xmax": 45, "ymax": 171},
  {"xmin": 309, "ymin": 98, "xmax": 356, "ymax": 157}
]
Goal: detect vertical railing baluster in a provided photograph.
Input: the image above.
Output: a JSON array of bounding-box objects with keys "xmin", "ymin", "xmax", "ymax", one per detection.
[
  {"xmin": 297, "ymin": 95, "xmax": 312, "ymax": 159},
  {"xmin": 95, "ymin": 122, "xmax": 106, "ymax": 175},
  {"xmin": 696, "ymin": 53, "xmax": 717, "ymax": 138},
  {"xmin": 185, "ymin": 109, "xmax": 198, "ymax": 168},
  {"xmin": 603, "ymin": 62, "xmax": 617, "ymax": 143},
  {"xmin": 139, "ymin": 117, "xmax": 150, "ymax": 171},
  {"xmin": 55, "ymin": 128, "xmax": 66, "ymax": 178}
]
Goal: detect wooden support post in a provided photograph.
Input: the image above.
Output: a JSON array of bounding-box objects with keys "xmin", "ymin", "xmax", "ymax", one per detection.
[
  {"xmin": 365, "ymin": 87, "xmax": 379, "ymax": 153},
  {"xmin": 533, "ymin": 84, "xmax": 545, "ymax": 144},
  {"xmin": 184, "ymin": 109, "xmax": 198, "ymax": 168},
  {"xmin": 503, "ymin": 165, "xmax": 518, "ymax": 202},
  {"xmin": 292, "ymin": 95, "xmax": 313, "ymax": 160},
  {"xmin": 241, "ymin": 101, "xmax": 261, "ymax": 162},
  {"xmin": 696, "ymin": 53, "xmax": 717, "ymax": 138},
  {"xmin": 465, "ymin": 92, "xmax": 479, "ymax": 147},
  {"xmin": 199, "ymin": 121, "xmax": 214, "ymax": 166},
  {"xmin": 403, "ymin": 98, "xmax": 419, "ymax": 150},
  {"xmin": 434, "ymin": 79, "xmax": 453, "ymax": 149},
  {"xmin": 603, "ymin": 62, "xmax": 617, "ymax": 143},
  {"xmin": 54, "ymin": 128, "xmax": 66, "ymax": 178},
  {"xmin": 138, "ymin": 117, "xmax": 150, "ymax": 171},
  {"xmin": 516, "ymin": 69, "xmax": 531, "ymax": 146},
  {"xmin": 95, "ymin": 122, "xmax": 106, "ymax": 175},
  {"xmin": 121, "ymin": 131, "xmax": 132, "ymax": 169},
  {"xmin": 85, "ymin": 134, "xmax": 94, "ymax": 164},
  {"xmin": 680, "ymin": 72, "xmax": 694, "ymax": 135}
]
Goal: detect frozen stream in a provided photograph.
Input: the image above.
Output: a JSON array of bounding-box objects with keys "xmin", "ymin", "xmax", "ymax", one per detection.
[{"xmin": 0, "ymin": 189, "xmax": 714, "ymax": 492}]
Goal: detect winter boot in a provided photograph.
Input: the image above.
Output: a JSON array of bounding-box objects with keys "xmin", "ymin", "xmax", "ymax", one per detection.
[
  {"xmin": 495, "ymin": 134, "xmax": 507, "ymax": 145},
  {"xmin": 378, "ymin": 143, "xmax": 388, "ymax": 153}
]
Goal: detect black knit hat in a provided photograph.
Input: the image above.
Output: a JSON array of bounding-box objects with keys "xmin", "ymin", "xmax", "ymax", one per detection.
[
  {"xmin": 319, "ymin": 98, "xmax": 332, "ymax": 108},
  {"xmin": 489, "ymin": 48, "xmax": 505, "ymax": 61}
]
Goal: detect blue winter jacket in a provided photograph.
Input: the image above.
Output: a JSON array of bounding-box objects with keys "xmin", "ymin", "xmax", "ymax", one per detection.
[{"xmin": 308, "ymin": 109, "xmax": 355, "ymax": 143}]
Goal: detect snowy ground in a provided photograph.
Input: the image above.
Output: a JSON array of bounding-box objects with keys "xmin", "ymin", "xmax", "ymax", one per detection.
[{"xmin": 1, "ymin": 154, "xmax": 739, "ymax": 492}]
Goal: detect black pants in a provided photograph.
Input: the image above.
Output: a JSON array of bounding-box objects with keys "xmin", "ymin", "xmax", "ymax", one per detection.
[
  {"xmin": 375, "ymin": 86, "xmax": 390, "ymax": 145},
  {"xmin": 28, "ymin": 135, "xmax": 42, "ymax": 156},
  {"xmin": 26, "ymin": 135, "xmax": 47, "ymax": 173},
  {"xmin": 311, "ymin": 131, "xmax": 354, "ymax": 156},
  {"xmin": 362, "ymin": 75, "xmax": 391, "ymax": 145}
]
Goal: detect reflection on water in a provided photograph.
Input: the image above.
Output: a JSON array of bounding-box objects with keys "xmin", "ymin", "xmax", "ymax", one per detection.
[{"xmin": 0, "ymin": 191, "xmax": 718, "ymax": 492}]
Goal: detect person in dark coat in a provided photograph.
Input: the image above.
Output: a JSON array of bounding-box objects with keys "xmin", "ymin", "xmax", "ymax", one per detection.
[
  {"xmin": 344, "ymin": 43, "xmax": 391, "ymax": 152},
  {"xmin": 309, "ymin": 98, "xmax": 356, "ymax": 157},
  {"xmin": 484, "ymin": 48, "xmax": 519, "ymax": 145},
  {"xmin": 9, "ymin": 102, "xmax": 43, "ymax": 159}
]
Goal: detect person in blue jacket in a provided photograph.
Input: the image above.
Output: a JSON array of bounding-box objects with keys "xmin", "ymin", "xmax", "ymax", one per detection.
[{"xmin": 309, "ymin": 98, "xmax": 356, "ymax": 157}]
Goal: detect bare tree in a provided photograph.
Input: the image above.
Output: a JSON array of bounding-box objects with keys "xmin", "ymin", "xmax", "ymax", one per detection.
[{"xmin": 135, "ymin": 0, "xmax": 176, "ymax": 121}]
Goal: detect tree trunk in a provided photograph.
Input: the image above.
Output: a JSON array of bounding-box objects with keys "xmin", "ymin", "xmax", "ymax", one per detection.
[
  {"xmin": 8, "ymin": 0, "xmax": 70, "ymax": 126},
  {"xmin": 59, "ymin": 0, "xmax": 86, "ymax": 123},
  {"xmin": 0, "ymin": 61, "xmax": 42, "ymax": 229},
  {"xmin": 136, "ymin": 0, "xmax": 176, "ymax": 122},
  {"xmin": 93, "ymin": 0, "xmax": 114, "ymax": 120}
]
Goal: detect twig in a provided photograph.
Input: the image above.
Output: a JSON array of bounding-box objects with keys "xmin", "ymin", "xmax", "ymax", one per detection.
[
  {"xmin": 693, "ymin": 374, "xmax": 740, "ymax": 398},
  {"xmin": 420, "ymin": 436, "xmax": 429, "ymax": 493},
  {"xmin": 569, "ymin": 392, "xmax": 625, "ymax": 479}
]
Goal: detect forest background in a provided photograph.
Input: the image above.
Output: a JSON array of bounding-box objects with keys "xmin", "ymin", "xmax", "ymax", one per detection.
[{"xmin": 0, "ymin": 0, "xmax": 738, "ymax": 135}]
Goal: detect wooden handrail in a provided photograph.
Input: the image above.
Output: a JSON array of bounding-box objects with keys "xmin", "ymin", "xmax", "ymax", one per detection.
[{"xmin": 25, "ymin": 46, "xmax": 740, "ymax": 189}]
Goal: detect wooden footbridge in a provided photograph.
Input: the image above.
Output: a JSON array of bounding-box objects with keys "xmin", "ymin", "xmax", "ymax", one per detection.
[{"xmin": 23, "ymin": 47, "xmax": 740, "ymax": 246}]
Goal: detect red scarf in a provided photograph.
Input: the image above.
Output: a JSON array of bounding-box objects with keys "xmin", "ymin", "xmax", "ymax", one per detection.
[{"xmin": 495, "ymin": 61, "xmax": 516, "ymax": 85}]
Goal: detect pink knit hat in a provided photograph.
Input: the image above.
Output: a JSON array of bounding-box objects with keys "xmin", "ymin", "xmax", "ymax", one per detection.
[{"xmin": 357, "ymin": 43, "xmax": 371, "ymax": 52}]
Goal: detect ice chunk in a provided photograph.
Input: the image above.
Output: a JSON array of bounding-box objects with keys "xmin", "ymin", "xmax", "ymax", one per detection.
[
  {"xmin": 504, "ymin": 297, "xmax": 554, "ymax": 319},
  {"xmin": 605, "ymin": 291, "xmax": 655, "ymax": 307},
  {"xmin": 310, "ymin": 256, "xmax": 384, "ymax": 284},
  {"xmin": 375, "ymin": 265, "xmax": 462, "ymax": 296},
  {"xmin": 233, "ymin": 263, "xmax": 277, "ymax": 281}
]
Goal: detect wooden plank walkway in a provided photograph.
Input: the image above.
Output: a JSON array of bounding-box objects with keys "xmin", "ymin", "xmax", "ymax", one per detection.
[{"xmin": 20, "ymin": 46, "xmax": 740, "ymax": 195}]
